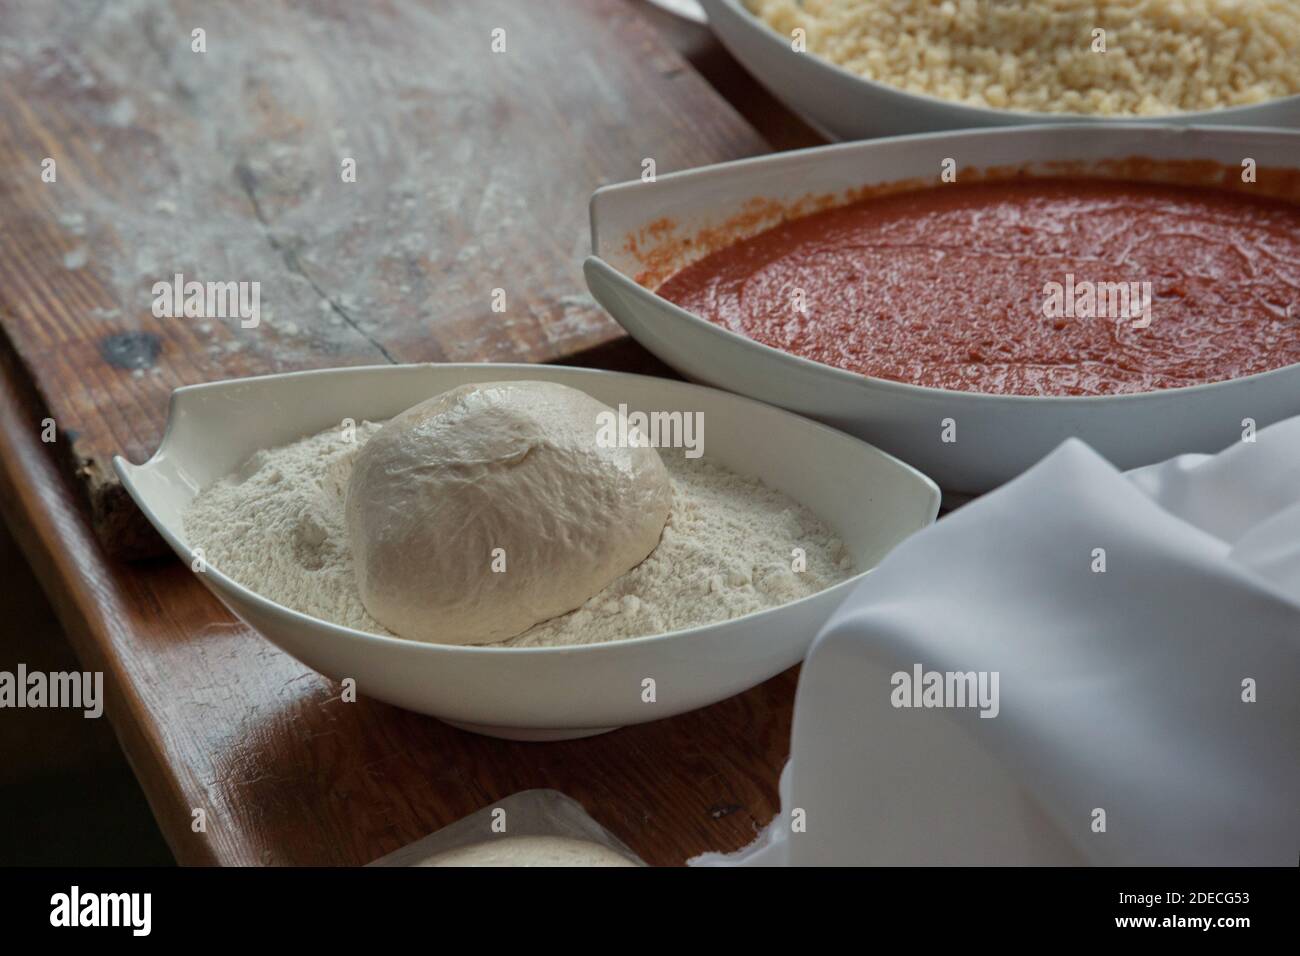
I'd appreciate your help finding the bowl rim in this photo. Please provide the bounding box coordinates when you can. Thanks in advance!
[114,362,941,657]
[705,0,1300,125]
[587,123,1300,406]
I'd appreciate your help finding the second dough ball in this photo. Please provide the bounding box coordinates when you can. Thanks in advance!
[345,381,671,645]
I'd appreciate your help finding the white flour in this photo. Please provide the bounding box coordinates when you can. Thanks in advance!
[183,422,856,647]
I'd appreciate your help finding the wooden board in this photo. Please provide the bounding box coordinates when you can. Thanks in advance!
[0,336,794,865]
[0,0,770,555]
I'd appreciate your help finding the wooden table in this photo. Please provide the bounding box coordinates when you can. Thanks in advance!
[0,0,825,865]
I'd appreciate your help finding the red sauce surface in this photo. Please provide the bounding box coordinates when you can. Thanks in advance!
[655,179,1300,396]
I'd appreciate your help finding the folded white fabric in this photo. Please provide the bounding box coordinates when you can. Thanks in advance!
[695,418,1300,866]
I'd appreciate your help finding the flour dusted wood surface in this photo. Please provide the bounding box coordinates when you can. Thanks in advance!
[0,1,814,868]
[0,0,768,555]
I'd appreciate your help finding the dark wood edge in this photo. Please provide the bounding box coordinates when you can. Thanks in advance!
[0,338,217,865]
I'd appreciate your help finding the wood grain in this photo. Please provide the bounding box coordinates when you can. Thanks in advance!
[0,0,770,555]
[634,0,824,153]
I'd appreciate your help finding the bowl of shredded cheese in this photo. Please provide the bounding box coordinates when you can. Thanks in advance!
[700,0,1300,138]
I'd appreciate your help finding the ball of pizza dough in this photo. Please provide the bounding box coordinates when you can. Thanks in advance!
[345,381,671,644]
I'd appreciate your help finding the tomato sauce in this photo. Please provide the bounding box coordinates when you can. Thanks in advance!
[655,180,1300,396]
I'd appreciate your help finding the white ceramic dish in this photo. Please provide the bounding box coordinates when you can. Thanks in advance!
[646,0,707,24]
[699,0,1300,140]
[114,364,939,741]
[585,124,1300,493]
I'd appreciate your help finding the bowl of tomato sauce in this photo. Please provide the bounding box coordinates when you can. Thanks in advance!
[584,125,1300,492]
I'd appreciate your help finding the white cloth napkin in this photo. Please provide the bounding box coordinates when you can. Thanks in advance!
[694,418,1300,866]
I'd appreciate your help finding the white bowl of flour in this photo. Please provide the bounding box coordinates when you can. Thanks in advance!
[115,364,939,740]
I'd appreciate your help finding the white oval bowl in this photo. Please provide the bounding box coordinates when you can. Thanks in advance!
[585,124,1300,493]
[699,0,1300,140]
[114,364,939,740]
